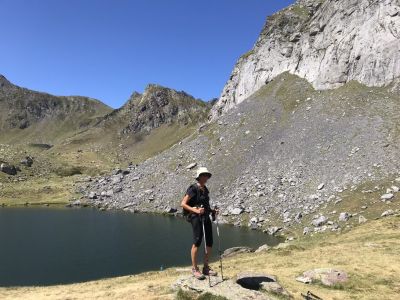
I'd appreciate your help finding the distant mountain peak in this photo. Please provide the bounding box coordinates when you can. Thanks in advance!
[99,84,208,135]
[0,75,12,88]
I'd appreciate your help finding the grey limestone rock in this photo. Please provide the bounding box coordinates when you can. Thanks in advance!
[211,0,400,119]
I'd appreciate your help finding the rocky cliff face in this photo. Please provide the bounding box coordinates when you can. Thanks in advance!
[211,0,400,118]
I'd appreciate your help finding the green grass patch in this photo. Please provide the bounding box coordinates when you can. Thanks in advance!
[55,165,83,177]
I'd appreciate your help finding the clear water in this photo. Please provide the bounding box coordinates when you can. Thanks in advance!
[0,207,281,286]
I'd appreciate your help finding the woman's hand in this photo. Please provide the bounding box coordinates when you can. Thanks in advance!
[195,207,205,215]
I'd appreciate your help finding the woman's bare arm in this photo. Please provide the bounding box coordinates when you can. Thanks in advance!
[181,195,203,214]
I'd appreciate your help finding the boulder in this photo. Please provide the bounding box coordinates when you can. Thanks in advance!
[250,217,258,223]
[391,186,399,192]
[0,163,17,175]
[231,207,244,215]
[111,175,122,184]
[266,226,282,236]
[358,215,367,224]
[255,244,271,253]
[296,268,348,286]
[339,212,350,222]
[20,156,34,167]
[222,246,254,258]
[317,183,325,190]
[381,193,394,200]
[165,207,177,214]
[381,210,394,217]
[88,192,97,199]
[312,216,328,227]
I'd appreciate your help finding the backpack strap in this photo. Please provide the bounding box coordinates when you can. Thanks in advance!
[195,183,200,206]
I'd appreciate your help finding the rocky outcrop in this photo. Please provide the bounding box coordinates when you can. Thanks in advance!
[211,0,400,118]
[173,275,274,300]
[98,84,209,135]
[173,272,289,299]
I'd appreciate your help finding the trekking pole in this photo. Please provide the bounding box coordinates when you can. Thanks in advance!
[215,207,224,281]
[200,206,211,287]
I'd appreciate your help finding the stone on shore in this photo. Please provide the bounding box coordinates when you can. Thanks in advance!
[222,246,254,258]
[296,268,348,286]
[255,244,271,253]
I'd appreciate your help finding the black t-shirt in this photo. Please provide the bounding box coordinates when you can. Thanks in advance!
[185,183,211,213]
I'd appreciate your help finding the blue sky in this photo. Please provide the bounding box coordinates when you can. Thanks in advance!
[0,0,294,108]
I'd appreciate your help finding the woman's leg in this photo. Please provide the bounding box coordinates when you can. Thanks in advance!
[191,244,199,268]
[204,246,212,266]
[203,217,214,266]
[190,216,203,269]
[202,218,217,276]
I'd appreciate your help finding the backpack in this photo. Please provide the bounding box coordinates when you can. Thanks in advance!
[182,184,200,222]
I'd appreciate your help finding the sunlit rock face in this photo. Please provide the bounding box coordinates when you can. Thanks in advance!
[211,0,400,119]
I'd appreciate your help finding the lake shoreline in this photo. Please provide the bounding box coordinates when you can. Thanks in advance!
[0,202,285,236]
[0,216,398,299]
[0,207,280,287]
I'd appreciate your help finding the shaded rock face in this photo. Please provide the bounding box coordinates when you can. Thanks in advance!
[100,84,209,135]
[211,0,400,118]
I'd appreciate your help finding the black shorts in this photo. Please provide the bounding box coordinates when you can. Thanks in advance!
[190,214,213,247]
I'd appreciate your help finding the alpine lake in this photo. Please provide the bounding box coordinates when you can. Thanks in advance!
[0,207,281,286]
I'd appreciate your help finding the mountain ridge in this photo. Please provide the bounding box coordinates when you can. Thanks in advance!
[0,75,113,144]
[0,75,209,145]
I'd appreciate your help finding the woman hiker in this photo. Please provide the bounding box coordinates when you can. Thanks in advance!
[181,167,218,280]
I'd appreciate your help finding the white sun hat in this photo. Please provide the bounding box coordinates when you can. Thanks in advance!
[195,167,212,180]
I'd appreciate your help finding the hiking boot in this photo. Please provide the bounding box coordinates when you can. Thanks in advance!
[192,267,206,280]
[202,265,218,276]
